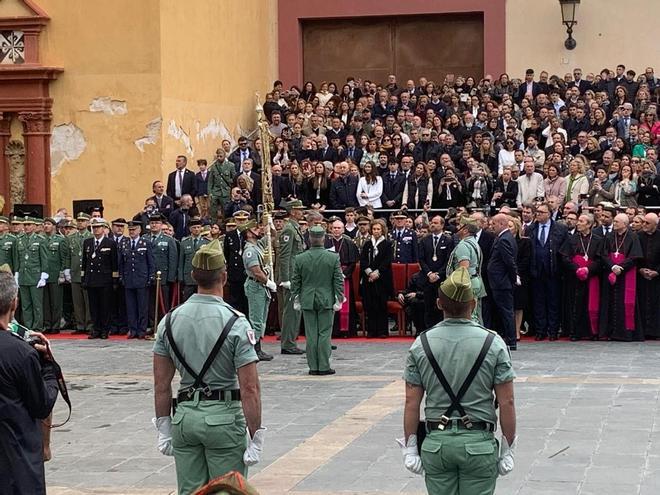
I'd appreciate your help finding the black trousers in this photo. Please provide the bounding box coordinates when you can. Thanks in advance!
[491,288,516,346]
[227,279,248,314]
[110,284,127,333]
[87,286,112,336]
[532,275,561,337]
[423,283,443,329]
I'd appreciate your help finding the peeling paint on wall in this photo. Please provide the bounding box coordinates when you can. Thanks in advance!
[134,117,162,152]
[89,97,128,115]
[50,123,87,176]
[196,118,233,144]
[168,120,194,156]
[236,123,255,142]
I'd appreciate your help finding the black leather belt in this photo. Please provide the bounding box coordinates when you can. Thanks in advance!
[427,420,495,432]
[177,389,241,403]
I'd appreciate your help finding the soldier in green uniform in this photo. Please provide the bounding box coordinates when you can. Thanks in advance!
[400,267,517,495]
[178,219,209,302]
[63,212,93,333]
[42,217,66,334]
[291,225,344,375]
[0,216,18,272]
[446,216,486,324]
[277,199,307,354]
[148,213,178,333]
[152,239,265,495]
[10,216,25,237]
[240,219,276,362]
[208,149,236,222]
[15,216,49,331]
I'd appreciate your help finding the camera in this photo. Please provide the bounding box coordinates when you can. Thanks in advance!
[26,334,46,347]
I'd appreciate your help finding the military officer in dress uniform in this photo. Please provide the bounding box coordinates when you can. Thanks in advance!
[0,216,18,271]
[223,210,249,314]
[278,199,307,355]
[82,219,119,339]
[291,226,344,375]
[446,216,486,324]
[42,217,65,334]
[241,219,276,361]
[119,220,155,339]
[400,267,517,494]
[178,219,209,302]
[390,211,418,263]
[109,218,128,335]
[152,239,264,495]
[353,216,372,254]
[63,212,93,334]
[148,213,178,334]
[16,216,49,331]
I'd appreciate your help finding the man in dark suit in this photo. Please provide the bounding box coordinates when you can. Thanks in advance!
[613,103,639,139]
[82,219,119,339]
[236,158,262,209]
[381,161,406,209]
[517,69,542,103]
[418,215,454,329]
[473,212,495,327]
[527,203,568,340]
[166,155,196,202]
[329,162,359,210]
[168,194,194,241]
[492,168,519,209]
[487,214,519,349]
[149,180,175,217]
[568,68,592,94]
[228,136,258,172]
[340,134,363,165]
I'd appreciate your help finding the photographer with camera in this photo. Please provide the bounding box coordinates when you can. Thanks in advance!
[0,265,59,494]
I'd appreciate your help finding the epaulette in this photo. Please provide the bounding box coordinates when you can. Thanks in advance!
[224,302,246,319]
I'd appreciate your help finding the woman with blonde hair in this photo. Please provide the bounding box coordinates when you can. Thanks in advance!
[613,162,638,207]
[508,216,531,341]
[565,156,590,206]
[360,218,393,338]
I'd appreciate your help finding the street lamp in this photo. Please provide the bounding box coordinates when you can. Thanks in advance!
[559,0,580,50]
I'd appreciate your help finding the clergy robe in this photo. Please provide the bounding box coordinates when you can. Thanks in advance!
[599,229,643,341]
[637,229,660,338]
[560,232,604,339]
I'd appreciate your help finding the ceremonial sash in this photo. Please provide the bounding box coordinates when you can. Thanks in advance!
[610,252,636,331]
[572,255,599,335]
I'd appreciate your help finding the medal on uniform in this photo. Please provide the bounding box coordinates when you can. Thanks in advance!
[92,252,96,259]
[583,254,588,261]
[25,254,29,260]
[432,255,437,261]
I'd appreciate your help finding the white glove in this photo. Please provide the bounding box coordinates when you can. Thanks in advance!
[280,281,291,290]
[515,275,521,286]
[333,298,343,312]
[265,279,277,292]
[243,427,266,466]
[267,215,275,230]
[14,272,19,285]
[293,297,301,311]
[395,434,424,475]
[152,417,174,456]
[37,272,49,288]
[64,269,72,282]
[498,436,516,476]
[58,271,66,284]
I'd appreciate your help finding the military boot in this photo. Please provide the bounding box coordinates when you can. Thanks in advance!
[255,340,273,362]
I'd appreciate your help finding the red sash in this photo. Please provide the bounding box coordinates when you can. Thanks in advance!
[572,255,599,335]
[339,278,350,333]
[610,252,636,331]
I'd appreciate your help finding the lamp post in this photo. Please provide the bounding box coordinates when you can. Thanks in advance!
[559,0,580,50]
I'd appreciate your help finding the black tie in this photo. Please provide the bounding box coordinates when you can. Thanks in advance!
[95,240,99,250]
[132,240,136,250]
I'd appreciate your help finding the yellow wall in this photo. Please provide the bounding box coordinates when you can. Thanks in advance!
[506,0,660,78]
[159,0,278,177]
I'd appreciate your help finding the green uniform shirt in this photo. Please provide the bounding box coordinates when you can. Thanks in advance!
[0,233,18,272]
[242,238,271,280]
[277,220,305,283]
[153,294,258,392]
[178,235,209,285]
[16,233,49,286]
[208,159,236,203]
[404,319,515,425]
[150,232,179,283]
[44,233,66,282]
[446,236,486,298]
[63,230,91,283]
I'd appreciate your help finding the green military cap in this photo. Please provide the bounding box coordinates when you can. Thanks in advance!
[309,225,326,238]
[44,217,57,225]
[76,212,91,221]
[458,216,478,228]
[440,267,475,303]
[33,218,44,225]
[0,215,8,224]
[10,216,23,224]
[61,220,75,229]
[237,219,258,233]
[192,239,225,270]
[23,216,36,225]
[282,199,305,211]
[273,210,288,220]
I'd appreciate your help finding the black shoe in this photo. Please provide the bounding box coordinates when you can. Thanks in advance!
[549,335,558,341]
[508,344,517,351]
[88,334,99,339]
[535,335,546,341]
[570,336,580,342]
[257,350,274,361]
[100,333,108,340]
[318,369,336,376]
[308,370,319,375]
[331,345,337,350]
[281,348,305,355]
[590,335,599,341]
[127,333,137,339]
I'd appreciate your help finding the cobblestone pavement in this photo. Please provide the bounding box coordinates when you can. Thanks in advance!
[45,339,660,495]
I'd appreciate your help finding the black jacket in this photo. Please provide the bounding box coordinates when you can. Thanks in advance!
[150,194,175,216]
[487,230,518,290]
[82,236,119,287]
[166,169,197,201]
[329,175,359,209]
[381,172,406,208]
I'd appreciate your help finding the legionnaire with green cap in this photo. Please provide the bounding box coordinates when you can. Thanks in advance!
[152,239,265,495]
[291,225,344,375]
[446,216,486,324]
[400,267,517,495]
[42,217,66,334]
[15,216,49,331]
[63,212,93,333]
[240,219,276,362]
[0,215,18,272]
[178,219,209,302]
[277,199,307,354]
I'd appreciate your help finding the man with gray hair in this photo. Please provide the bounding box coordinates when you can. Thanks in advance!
[637,213,660,339]
[0,266,59,494]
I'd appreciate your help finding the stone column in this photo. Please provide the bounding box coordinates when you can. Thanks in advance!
[19,111,52,212]
[0,114,11,214]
